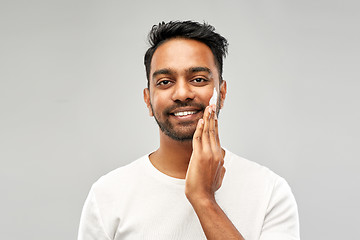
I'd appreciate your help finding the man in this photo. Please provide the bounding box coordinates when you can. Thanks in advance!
[78,21,300,240]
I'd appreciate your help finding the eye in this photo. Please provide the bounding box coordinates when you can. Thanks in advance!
[191,78,209,86]
[157,80,171,86]
[192,78,207,83]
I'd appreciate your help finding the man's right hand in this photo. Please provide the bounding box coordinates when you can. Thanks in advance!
[185,104,225,204]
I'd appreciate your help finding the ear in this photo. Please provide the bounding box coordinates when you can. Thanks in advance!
[143,88,154,116]
[219,80,227,109]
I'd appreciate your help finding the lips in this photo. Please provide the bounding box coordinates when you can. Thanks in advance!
[173,110,198,117]
[165,102,206,121]
[169,106,202,116]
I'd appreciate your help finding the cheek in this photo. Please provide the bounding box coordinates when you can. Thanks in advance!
[151,94,163,107]
[197,89,214,104]
[150,92,169,113]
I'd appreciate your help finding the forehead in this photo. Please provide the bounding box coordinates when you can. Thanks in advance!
[150,38,219,78]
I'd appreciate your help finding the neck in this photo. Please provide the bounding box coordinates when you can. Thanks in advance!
[149,130,193,179]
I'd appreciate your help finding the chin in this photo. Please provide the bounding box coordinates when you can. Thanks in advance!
[164,128,196,142]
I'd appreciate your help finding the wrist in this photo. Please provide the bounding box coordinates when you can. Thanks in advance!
[187,194,218,210]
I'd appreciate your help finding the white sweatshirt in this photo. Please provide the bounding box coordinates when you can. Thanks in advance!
[78,149,300,240]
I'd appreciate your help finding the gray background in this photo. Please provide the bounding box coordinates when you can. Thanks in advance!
[1,0,359,239]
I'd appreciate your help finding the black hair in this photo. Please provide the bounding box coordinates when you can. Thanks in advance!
[144,21,229,87]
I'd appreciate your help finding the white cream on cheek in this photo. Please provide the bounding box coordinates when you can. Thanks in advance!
[209,87,217,106]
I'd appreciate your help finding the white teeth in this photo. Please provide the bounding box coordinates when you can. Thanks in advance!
[174,111,197,117]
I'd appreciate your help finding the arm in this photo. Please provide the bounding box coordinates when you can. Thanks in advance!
[185,105,245,240]
[260,177,300,240]
[78,188,112,240]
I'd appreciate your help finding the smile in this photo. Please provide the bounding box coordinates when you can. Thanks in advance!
[173,111,198,117]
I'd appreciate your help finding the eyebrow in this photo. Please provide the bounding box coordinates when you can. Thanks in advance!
[187,67,212,75]
[152,67,212,79]
[152,68,173,79]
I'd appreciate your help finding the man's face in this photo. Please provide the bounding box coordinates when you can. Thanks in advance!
[144,38,226,141]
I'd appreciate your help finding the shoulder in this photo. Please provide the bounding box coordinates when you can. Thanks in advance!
[224,149,281,184]
[222,149,296,203]
[220,149,299,238]
[90,154,149,196]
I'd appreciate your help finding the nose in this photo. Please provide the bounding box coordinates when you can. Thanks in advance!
[171,79,195,102]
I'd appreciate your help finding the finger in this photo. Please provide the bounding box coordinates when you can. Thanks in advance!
[214,111,220,145]
[209,104,218,150]
[192,119,204,150]
[202,106,212,150]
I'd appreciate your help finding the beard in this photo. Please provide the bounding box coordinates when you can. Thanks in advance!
[150,101,206,142]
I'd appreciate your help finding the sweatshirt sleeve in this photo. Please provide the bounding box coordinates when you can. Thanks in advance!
[259,177,300,240]
[78,187,112,240]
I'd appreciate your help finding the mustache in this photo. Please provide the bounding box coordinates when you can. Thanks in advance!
[164,101,206,115]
